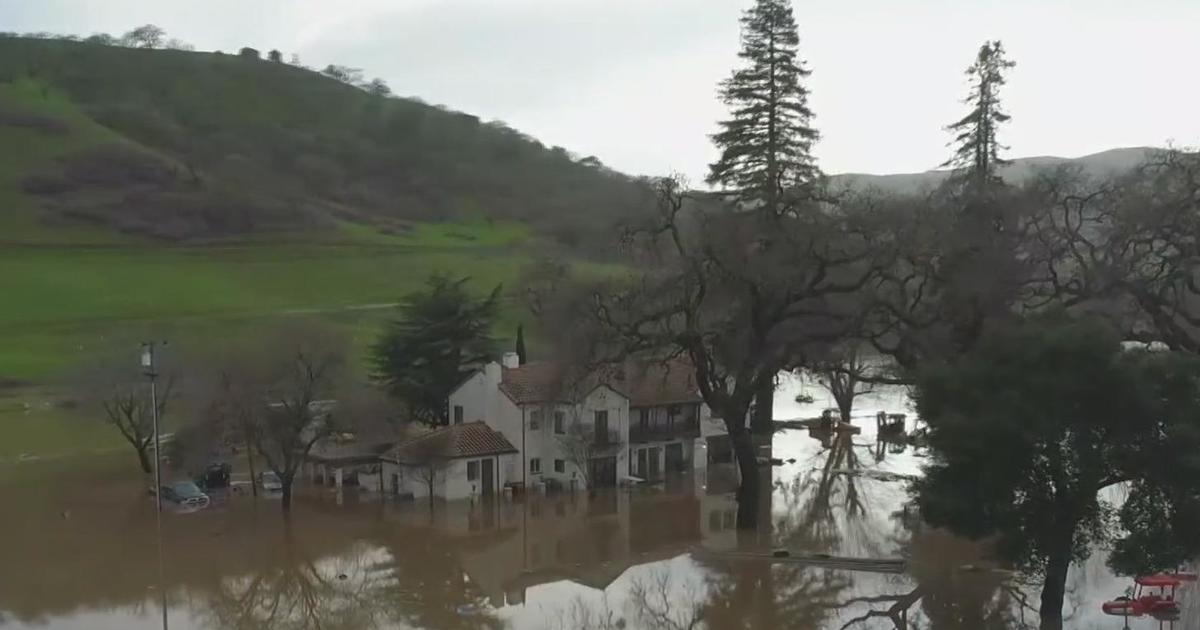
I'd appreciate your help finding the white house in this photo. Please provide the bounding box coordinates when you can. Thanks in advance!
[623,361,731,481]
[379,421,518,501]
[449,354,729,495]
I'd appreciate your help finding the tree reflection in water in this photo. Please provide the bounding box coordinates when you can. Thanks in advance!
[195,522,385,630]
[194,518,505,630]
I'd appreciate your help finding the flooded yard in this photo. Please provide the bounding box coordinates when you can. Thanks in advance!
[0,378,1193,629]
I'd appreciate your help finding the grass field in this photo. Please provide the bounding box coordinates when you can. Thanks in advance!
[0,219,554,459]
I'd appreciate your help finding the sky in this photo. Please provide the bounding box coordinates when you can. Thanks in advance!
[3,0,1199,181]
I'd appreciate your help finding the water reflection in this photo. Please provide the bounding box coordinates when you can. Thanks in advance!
[0,381,1195,630]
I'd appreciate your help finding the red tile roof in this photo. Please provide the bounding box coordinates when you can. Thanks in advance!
[383,421,517,464]
[498,359,701,407]
[499,361,568,404]
[622,360,703,407]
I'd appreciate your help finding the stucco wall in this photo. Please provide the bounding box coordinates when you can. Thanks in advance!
[382,453,515,501]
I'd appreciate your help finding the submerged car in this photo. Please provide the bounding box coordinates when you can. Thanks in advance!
[196,462,232,490]
[259,471,284,493]
[158,480,211,508]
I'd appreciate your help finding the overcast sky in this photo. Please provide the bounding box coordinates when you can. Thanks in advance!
[4,0,1198,181]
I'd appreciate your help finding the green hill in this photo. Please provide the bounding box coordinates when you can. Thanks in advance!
[0,36,648,459]
[0,36,652,247]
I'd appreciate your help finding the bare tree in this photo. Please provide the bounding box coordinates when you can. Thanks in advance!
[1025,150,1200,352]
[70,350,175,474]
[542,595,623,630]
[196,359,270,496]
[556,414,624,492]
[832,588,923,629]
[403,431,452,509]
[809,343,876,424]
[628,570,706,630]
[190,323,346,511]
[530,176,886,523]
[121,24,166,49]
[252,325,346,512]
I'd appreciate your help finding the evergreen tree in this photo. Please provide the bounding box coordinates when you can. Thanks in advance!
[915,315,1200,627]
[371,275,500,426]
[708,0,819,213]
[943,40,1016,186]
[515,323,527,365]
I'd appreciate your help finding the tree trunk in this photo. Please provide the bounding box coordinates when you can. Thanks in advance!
[135,444,153,474]
[245,441,258,497]
[750,378,775,434]
[732,429,761,528]
[281,478,293,512]
[1039,543,1072,629]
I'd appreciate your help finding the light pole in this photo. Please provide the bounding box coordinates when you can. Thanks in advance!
[142,341,169,630]
[142,341,164,512]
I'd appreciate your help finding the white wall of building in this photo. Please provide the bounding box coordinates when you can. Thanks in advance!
[514,385,630,491]
[382,453,516,501]
[449,360,737,492]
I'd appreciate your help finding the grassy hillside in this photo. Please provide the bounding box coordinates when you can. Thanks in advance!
[0,36,650,459]
[0,36,652,247]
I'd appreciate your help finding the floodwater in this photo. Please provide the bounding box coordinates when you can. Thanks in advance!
[0,376,1194,629]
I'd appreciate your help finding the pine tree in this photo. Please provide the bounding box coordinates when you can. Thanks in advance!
[708,0,819,214]
[943,40,1016,187]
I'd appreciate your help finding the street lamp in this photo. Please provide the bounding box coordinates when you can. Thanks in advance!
[142,341,164,513]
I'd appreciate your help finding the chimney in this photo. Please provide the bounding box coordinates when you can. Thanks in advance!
[502,352,520,368]
[485,360,501,384]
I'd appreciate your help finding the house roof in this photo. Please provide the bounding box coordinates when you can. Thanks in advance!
[499,361,619,404]
[304,439,396,465]
[622,360,703,407]
[498,359,702,407]
[500,362,565,403]
[383,421,517,464]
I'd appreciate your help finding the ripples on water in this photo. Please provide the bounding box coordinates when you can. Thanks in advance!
[0,377,1192,629]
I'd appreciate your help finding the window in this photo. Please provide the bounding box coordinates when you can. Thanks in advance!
[530,457,541,474]
[530,409,542,430]
[638,408,648,429]
[467,460,479,481]
[554,410,565,434]
[453,405,464,424]
[554,459,565,473]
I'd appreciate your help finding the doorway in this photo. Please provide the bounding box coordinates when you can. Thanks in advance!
[481,458,495,496]
[665,443,684,475]
[589,456,617,488]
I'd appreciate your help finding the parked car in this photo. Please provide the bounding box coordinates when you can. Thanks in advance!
[259,471,284,493]
[196,462,232,490]
[158,480,211,508]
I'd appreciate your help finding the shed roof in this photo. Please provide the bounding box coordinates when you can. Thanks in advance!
[383,421,518,464]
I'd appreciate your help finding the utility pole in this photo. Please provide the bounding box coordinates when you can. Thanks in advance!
[142,341,165,512]
[142,340,169,630]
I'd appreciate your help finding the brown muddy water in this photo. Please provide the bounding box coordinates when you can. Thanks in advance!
[0,379,1194,629]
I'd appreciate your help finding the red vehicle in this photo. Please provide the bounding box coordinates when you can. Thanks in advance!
[1101,574,1183,618]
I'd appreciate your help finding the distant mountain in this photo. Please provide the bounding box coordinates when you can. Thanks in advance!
[829,147,1159,196]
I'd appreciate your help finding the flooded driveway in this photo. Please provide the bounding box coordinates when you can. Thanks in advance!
[0,378,1194,629]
